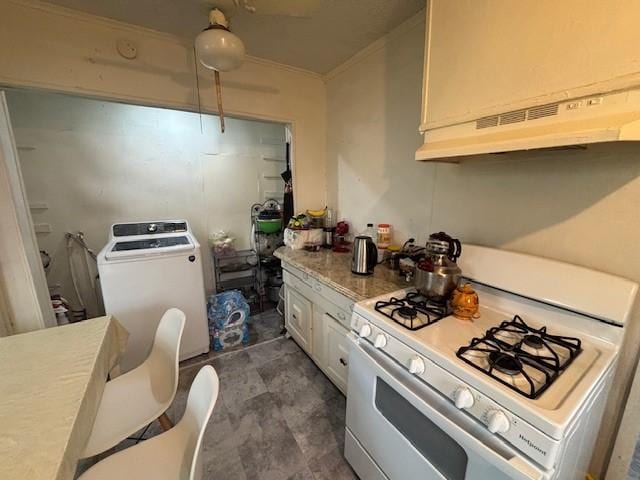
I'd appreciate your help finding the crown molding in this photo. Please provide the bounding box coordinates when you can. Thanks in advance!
[323,9,426,82]
[242,55,322,80]
[8,0,188,43]
[7,0,322,80]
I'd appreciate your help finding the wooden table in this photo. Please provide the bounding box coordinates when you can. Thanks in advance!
[0,316,128,480]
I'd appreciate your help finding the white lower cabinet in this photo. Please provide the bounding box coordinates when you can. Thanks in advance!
[283,265,353,396]
[311,307,326,366]
[324,314,350,393]
[285,287,313,354]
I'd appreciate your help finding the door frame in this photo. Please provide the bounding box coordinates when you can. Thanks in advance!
[0,91,56,333]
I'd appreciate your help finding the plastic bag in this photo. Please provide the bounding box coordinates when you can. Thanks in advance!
[209,230,236,256]
[206,290,250,351]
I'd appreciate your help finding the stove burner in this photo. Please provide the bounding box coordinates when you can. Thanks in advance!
[523,334,544,349]
[456,315,582,399]
[489,351,523,376]
[397,306,418,320]
[374,291,451,331]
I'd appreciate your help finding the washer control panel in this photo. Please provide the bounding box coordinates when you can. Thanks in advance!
[112,221,188,237]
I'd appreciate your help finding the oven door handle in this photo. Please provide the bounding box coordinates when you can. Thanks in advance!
[351,336,547,480]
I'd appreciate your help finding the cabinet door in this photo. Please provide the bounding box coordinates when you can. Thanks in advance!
[324,314,350,394]
[422,0,640,130]
[311,305,326,366]
[286,287,313,354]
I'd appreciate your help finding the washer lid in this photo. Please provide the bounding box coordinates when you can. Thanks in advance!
[105,235,194,260]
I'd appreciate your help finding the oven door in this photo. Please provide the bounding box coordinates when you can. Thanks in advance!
[345,334,549,480]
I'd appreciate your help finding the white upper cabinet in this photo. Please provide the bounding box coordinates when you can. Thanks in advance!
[420,0,640,135]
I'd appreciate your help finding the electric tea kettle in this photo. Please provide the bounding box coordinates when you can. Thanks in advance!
[352,236,377,275]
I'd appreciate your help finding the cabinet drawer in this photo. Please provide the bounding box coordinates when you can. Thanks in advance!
[308,278,354,321]
[283,264,355,322]
[320,299,351,330]
[284,263,316,289]
[283,270,314,299]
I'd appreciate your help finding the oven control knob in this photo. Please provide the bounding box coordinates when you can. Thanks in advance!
[358,323,372,338]
[374,333,387,349]
[487,410,510,434]
[454,388,474,409]
[408,356,425,375]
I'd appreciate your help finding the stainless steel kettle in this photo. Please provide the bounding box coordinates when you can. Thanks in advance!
[352,236,377,275]
[415,234,462,301]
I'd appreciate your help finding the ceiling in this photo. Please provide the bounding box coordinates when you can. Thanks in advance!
[41,0,425,74]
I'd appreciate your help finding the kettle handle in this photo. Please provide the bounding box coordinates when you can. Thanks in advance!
[366,239,378,272]
[450,238,462,262]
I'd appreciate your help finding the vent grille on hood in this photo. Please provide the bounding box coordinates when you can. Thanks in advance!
[417,89,640,162]
[476,116,499,129]
[476,103,560,129]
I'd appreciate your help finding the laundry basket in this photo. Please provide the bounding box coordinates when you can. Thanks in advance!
[207,290,250,351]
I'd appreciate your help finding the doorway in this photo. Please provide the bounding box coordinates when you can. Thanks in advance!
[2,87,291,347]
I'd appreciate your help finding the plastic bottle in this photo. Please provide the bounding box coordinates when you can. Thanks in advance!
[362,223,376,241]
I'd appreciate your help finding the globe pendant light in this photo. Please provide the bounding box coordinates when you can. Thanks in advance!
[195,9,246,133]
[195,9,245,72]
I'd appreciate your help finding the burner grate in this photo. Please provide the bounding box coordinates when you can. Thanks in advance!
[456,315,582,399]
[374,292,449,331]
[488,315,581,371]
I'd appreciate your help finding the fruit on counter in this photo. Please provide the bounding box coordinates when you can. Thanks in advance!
[306,207,327,217]
[287,214,310,230]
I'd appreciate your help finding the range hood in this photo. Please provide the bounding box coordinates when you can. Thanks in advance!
[416,88,640,161]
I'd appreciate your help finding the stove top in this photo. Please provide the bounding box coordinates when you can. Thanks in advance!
[374,291,450,331]
[456,315,582,399]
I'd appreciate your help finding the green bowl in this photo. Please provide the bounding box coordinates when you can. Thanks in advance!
[257,218,282,234]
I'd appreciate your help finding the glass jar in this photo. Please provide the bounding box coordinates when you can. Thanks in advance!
[377,224,392,250]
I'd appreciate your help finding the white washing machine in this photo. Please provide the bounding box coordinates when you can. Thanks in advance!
[98,220,210,373]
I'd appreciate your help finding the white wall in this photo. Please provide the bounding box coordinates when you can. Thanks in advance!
[326,14,428,243]
[326,11,640,478]
[0,0,326,212]
[7,89,286,315]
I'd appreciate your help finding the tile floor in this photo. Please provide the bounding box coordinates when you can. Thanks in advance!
[78,336,357,480]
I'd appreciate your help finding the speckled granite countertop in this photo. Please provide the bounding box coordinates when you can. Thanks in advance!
[275,247,410,302]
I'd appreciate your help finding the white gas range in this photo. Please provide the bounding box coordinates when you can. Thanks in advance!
[344,245,638,480]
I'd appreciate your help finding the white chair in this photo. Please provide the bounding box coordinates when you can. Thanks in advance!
[81,308,186,458]
[78,365,220,480]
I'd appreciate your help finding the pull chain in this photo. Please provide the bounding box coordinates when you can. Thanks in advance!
[214,70,225,133]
